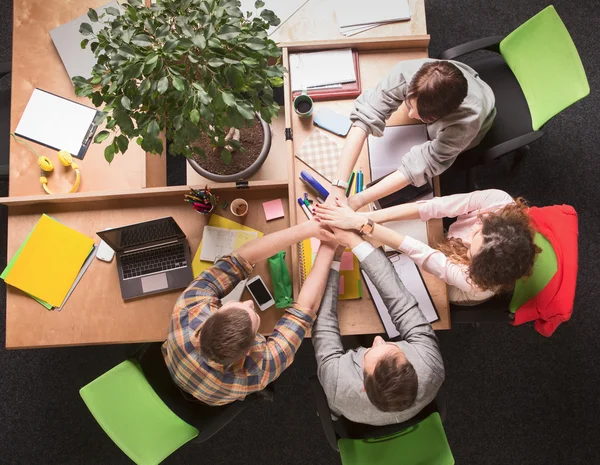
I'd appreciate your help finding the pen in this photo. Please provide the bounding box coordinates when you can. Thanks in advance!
[303,198,314,214]
[298,198,313,220]
[356,169,364,194]
[346,171,355,197]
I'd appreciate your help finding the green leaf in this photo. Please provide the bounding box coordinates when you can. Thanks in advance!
[90,42,99,53]
[104,143,115,163]
[145,54,159,65]
[237,103,255,120]
[190,108,200,124]
[91,91,103,107]
[116,134,129,154]
[221,149,232,165]
[153,137,164,155]
[192,35,206,49]
[255,0,265,7]
[105,6,120,16]
[114,108,135,134]
[131,34,153,47]
[207,58,224,68]
[138,78,151,94]
[94,130,110,143]
[268,76,284,87]
[80,39,89,49]
[79,23,94,36]
[217,25,240,40]
[157,76,169,94]
[148,120,160,137]
[241,57,259,67]
[172,76,185,92]
[121,28,134,44]
[93,111,108,125]
[260,9,280,26]
[121,96,131,110]
[222,92,236,107]
[163,39,179,53]
[87,8,99,22]
[106,118,117,129]
[246,38,267,50]
[123,62,144,80]
[144,59,159,75]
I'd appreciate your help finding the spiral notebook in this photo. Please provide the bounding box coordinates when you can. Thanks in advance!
[298,238,362,300]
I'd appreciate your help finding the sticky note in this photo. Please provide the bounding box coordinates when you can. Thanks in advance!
[340,251,354,271]
[262,199,285,221]
[338,275,345,295]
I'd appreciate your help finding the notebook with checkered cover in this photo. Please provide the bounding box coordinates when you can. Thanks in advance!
[295,129,342,182]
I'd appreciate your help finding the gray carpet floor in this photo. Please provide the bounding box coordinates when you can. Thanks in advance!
[1,1,599,464]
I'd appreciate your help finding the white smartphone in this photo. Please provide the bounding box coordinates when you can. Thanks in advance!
[246,275,275,311]
[96,239,115,262]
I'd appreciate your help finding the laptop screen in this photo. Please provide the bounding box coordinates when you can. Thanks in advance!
[97,217,185,252]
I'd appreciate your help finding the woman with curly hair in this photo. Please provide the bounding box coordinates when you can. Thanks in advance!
[314,189,541,305]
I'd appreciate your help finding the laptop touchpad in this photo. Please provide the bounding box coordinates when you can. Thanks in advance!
[141,273,168,293]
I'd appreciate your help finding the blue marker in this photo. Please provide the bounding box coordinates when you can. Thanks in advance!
[297,197,313,220]
[356,169,364,193]
[300,171,330,199]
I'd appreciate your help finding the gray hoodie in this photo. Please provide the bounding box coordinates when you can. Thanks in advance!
[312,247,445,426]
[351,58,496,187]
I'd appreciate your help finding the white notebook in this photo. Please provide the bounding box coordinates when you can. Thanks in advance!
[200,226,258,262]
[289,49,356,91]
[362,253,439,339]
[336,0,411,28]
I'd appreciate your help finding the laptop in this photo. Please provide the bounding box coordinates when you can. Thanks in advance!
[97,217,193,300]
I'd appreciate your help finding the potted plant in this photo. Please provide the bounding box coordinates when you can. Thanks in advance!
[74,0,285,182]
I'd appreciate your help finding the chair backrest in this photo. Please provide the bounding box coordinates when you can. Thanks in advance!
[80,360,198,465]
[337,412,454,465]
[510,232,558,313]
[499,6,589,131]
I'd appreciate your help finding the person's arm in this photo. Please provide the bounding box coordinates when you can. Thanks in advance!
[260,242,337,386]
[312,246,345,396]
[348,170,410,211]
[329,127,368,200]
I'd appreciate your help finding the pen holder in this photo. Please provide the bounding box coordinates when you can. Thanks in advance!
[186,186,216,215]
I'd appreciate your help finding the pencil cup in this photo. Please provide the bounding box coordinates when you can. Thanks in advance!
[231,198,249,217]
[293,90,313,119]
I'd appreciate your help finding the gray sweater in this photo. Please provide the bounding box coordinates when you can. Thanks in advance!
[312,248,445,426]
[351,58,496,187]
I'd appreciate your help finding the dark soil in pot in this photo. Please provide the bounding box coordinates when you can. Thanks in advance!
[191,118,264,176]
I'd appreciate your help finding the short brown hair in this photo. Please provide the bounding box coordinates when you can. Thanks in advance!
[364,353,418,412]
[407,61,468,122]
[199,307,255,365]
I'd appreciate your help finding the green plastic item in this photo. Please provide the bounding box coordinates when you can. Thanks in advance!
[509,232,558,314]
[268,251,294,309]
[499,6,590,131]
[338,412,454,465]
[80,360,199,465]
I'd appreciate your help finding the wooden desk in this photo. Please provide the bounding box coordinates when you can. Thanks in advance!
[9,0,163,196]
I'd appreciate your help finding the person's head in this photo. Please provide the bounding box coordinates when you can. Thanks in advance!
[199,300,261,365]
[405,61,468,123]
[437,199,541,292]
[363,336,418,412]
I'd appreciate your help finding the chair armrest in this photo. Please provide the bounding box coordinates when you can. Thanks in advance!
[310,376,339,452]
[0,62,11,78]
[481,131,544,164]
[440,36,504,60]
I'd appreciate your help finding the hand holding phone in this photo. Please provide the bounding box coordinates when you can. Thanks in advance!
[246,275,275,311]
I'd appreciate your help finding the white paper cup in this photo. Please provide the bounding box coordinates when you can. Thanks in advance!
[230,198,249,217]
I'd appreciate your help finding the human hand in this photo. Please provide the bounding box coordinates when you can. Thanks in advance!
[324,191,348,207]
[320,226,363,249]
[347,193,365,211]
[306,219,339,244]
[314,198,367,231]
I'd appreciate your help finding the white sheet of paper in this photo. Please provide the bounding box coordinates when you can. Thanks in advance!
[362,252,438,338]
[221,279,248,304]
[367,124,429,181]
[239,0,309,35]
[336,0,411,28]
[200,226,258,262]
[289,49,356,91]
[15,89,97,157]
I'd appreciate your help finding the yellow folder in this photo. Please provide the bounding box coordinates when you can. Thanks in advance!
[192,214,263,278]
[4,215,94,307]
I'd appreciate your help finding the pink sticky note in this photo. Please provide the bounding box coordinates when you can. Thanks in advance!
[338,275,345,295]
[340,252,354,271]
[310,237,321,252]
[262,199,285,221]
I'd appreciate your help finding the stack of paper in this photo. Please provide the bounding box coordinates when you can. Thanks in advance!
[337,0,412,36]
[289,49,356,91]
[1,215,96,311]
[200,226,258,262]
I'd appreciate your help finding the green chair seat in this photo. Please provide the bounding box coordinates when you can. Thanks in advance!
[80,360,199,465]
[509,232,558,313]
[338,412,454,465]
[499,5,590,131]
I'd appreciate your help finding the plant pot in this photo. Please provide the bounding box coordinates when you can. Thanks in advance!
[186,113,272,183]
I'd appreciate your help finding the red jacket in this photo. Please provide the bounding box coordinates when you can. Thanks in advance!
[512,205,578,336]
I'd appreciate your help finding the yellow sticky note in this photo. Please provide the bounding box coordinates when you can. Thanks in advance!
[192,214,263,277]
[5,215,94,307]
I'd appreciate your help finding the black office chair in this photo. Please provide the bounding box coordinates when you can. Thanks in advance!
[439,6,589,191]
[310,375,452,464]
[450,294,514,325]
[0,61,11,180]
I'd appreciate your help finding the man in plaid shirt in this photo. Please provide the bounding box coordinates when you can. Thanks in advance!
[162,220,336,406]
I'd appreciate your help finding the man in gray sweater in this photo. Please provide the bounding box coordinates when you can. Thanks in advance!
[313,228,445,426]
[328,58,496,210]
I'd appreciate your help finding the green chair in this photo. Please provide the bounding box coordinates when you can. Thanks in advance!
[81,342,268,465]
[309,376,454,465]
[440,5,590,190]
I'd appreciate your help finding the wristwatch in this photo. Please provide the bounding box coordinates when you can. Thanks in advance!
[359,218,375,237]
[331,179,349,189]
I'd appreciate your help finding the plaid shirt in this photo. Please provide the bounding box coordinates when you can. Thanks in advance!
[162,252,315,406]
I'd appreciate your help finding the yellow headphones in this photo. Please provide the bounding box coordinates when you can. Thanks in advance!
[10,134,82,194]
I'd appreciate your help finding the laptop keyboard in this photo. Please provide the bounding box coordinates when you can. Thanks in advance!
[121,243,187,280]
[120,219,180,248]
